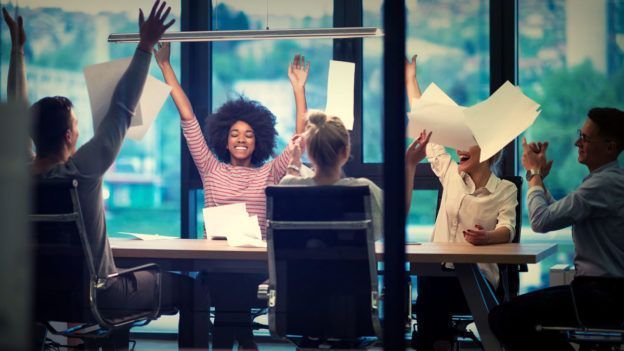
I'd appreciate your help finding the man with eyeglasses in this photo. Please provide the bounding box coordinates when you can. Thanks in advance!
[488,107,624,351]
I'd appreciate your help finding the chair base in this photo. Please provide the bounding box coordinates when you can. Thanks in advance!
[292,336,378,350]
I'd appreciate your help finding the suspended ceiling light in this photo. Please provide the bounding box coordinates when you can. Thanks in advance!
[108,27,383,43]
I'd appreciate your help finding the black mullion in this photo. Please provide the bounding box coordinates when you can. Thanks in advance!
[490,0,518,176]
[382,0,407,349]
[181,0,211,238]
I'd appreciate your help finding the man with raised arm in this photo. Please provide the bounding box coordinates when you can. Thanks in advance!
[28,1,209,348]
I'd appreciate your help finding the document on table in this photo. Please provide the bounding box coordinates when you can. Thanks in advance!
[118,232,176,240]
[84,57,172,141]
[407,81,541,162]
[325,60,355,130]
[202,203,265,247]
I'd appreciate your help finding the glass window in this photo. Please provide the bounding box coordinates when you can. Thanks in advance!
[518,0,624,293]
[362,0,490,234]
[363,0,490,163]
[211,0,333,151]
[1,1,182,237]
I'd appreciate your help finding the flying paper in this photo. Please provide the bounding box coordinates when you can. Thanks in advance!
[407,81,541,162]
[464,81,541,161]
[407,83,476,150]
[84,57,171,141]
[325,60,355,130]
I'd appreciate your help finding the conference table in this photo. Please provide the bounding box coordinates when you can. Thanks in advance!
[111,238,557,351]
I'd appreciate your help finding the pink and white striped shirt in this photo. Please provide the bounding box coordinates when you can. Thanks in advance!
[181,117,292,238]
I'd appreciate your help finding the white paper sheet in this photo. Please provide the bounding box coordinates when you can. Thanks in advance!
[202,203,249,238]
[84,57,171,141]
[325,60,355,130]
[118,232,176,240]
[407,81,541,161]
[464,81,541,162]
[407,83,477,150]
[226,215,266,248]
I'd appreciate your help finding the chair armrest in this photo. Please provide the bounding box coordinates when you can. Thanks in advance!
[91,263,162,329]
[107,263,161,279]
[257,279,269,300]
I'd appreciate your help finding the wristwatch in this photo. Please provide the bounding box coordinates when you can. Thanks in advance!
[525,168,541,181]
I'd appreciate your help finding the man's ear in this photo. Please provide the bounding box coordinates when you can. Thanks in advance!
[64,129,72,145]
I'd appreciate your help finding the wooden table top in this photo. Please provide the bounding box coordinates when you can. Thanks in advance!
[110,238,557,265]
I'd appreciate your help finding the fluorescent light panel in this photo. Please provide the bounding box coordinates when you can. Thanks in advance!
[108,27,383,43]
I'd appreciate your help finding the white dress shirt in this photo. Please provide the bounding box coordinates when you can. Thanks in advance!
[427,143,518,288]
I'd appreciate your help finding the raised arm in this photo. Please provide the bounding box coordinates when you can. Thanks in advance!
[3,7,28,105]
[154,42,195,121]
[405,130,431,215]
[288,54,309,134]
[405,54,421,107]
[73,0,174,176]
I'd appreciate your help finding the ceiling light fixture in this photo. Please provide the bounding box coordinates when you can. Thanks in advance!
[108,27,383,43]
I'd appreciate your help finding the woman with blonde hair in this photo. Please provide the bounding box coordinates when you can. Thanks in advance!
[281,110,430,240]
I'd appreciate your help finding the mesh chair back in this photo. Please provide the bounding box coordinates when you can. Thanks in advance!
[31,178,96,324]
[265,185,381,342]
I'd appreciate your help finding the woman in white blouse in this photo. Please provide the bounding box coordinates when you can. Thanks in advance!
[406,55,518,351]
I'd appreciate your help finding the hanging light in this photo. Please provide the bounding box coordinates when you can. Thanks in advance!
[108,27,383,43]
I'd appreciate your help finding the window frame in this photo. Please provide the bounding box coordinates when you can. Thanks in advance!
[179,0,519,238]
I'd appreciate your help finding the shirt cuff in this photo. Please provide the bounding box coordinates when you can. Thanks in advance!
[527,185,545,197]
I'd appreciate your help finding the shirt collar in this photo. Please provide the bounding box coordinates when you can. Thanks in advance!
[460,171,500,195]
[584,161,620,181]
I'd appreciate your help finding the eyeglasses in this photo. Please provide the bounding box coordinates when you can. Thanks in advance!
[577,129,611,144]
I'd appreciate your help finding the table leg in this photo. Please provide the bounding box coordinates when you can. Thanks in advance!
[455,263,502,351]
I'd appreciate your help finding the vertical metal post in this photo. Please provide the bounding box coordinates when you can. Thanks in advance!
[382,1,406,349]
[490,0,518,176]
[181,1,211,238]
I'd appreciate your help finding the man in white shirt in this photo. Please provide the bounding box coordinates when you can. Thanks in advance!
[489,107,624,351]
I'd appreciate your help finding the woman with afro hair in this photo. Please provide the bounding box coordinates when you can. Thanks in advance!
[155,42,308,350]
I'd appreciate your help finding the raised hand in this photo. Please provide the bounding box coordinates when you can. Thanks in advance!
[154,42,171,67]
[288,54,310,90]
[405,54,417,82]
[406,130,431,166]
[137,0,175,53]
[3,7,26,51]
[463,224,489,246]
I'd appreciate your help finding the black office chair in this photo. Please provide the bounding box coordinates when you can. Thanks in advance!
[411,175,525,350]
[536,276,624,351]
[259,185,382,350]
[31,178,162,349]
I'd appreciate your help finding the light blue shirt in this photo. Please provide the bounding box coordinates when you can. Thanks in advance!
[527,161,624,277]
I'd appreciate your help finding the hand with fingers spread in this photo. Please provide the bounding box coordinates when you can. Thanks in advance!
[406,130,431,167]
[154,41,171,68]
[463,224,490,246]
[288,54,310,90]
[3,7,26,52]
[137,0,175,53]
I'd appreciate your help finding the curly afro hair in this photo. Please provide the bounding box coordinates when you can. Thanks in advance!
[204,96,278,167]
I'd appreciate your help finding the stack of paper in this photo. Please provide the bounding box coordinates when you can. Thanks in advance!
[84,57,172,141]
[202,203,265,248]
[407,81,541,162]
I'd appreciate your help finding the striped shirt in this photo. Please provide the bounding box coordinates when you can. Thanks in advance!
[181,118,291,239]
